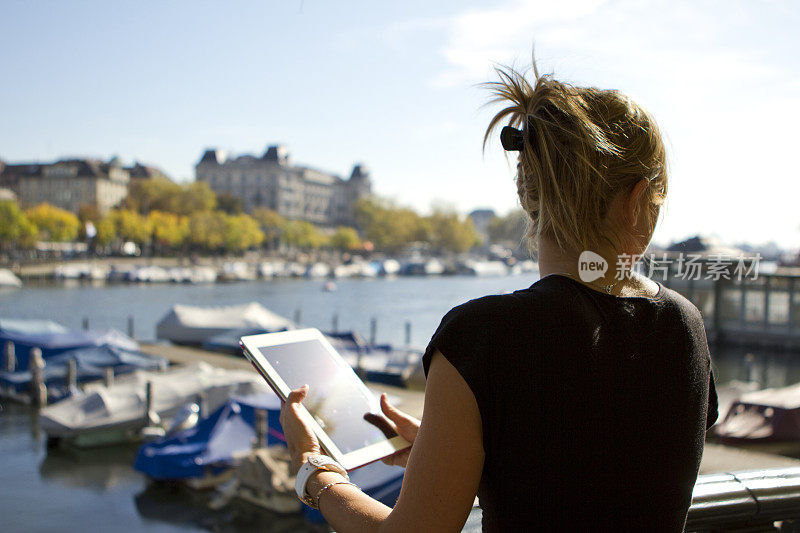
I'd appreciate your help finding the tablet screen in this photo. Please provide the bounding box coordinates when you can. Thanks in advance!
[258,339,397,455]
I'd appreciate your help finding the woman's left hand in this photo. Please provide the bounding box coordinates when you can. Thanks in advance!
[279,384,322,474]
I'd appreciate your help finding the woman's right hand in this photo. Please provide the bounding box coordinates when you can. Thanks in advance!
[378,393,420,468]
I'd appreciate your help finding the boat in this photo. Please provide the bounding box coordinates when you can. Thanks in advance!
[714,382,800,456]
[380,259,400,276]
[323,281,337,292]
[127,265,171,283]
[220,261,257,282]
[305,262,330,279]
[156,302,293,345]
[326,332,423,388]
[39,362,269,447]
[201,327,273,355]
[134,394,283,489]
[0,268,22,288]
[0,343,168,403]
[458,259,508,277]
[401,258,444,276]
[0,318,138,370]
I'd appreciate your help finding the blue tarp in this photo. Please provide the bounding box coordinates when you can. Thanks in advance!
[134,394,284,480]
[0,344,168,401]
[0,318,139,371]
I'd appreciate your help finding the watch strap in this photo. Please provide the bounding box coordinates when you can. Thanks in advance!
[294,455,348,507]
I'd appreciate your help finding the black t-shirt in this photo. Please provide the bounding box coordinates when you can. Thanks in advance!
[422,274,718,532]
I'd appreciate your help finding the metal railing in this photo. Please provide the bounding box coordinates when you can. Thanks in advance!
[461,467,800,532]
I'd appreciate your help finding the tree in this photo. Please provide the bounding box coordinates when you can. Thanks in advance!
[222,214,264,252]
[217,193,243,215]
[0,200,37,248]
[330,226,361,251]
[108,209,152,245]
[354,197,427,252]
[148,210,189,249]
[426,208,480,253]
[488,209,528,246]
[25,203,80,242]
[124,178,217,216]
[188,211,226,250]
[251,207,286,248]
[283,220,328,249]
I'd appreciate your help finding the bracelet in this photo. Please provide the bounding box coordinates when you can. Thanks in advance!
[314,480,360,508]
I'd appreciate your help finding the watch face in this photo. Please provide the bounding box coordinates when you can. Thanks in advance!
[309,455,326,467]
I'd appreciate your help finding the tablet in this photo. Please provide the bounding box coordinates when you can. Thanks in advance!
[240,328,411,471]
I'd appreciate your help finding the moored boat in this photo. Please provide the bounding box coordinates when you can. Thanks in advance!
[156,302,293,345]
[40,362,269,447]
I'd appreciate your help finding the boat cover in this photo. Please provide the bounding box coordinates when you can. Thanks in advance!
[0,318,139,371]
[0,344,167,401]
[134,394,284,480]
[714,383,800,442]
[156,302,293,345]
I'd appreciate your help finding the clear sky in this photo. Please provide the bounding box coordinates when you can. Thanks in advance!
[1,0,798,249]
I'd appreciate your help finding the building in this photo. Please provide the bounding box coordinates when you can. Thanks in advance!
[0,157,130,214]
[195,145,372,227]
[468,208,496,242]
[125,161,169,181]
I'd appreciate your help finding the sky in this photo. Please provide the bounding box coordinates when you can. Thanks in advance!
[1,0,799,249]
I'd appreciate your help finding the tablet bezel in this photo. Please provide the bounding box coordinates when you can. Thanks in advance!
[240,328,411,471]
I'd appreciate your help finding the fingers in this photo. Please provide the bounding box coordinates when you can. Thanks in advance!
[287,384,309,404]
[380,393,413,424]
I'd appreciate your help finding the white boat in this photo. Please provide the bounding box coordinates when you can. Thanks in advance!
[156,302,294,345]
[381,259,401,276]
[258,261,282,279]
[220,261,257,281]
[460,260,508,277]
[305,262,330,279]
[40,362,268,447]
[0,268,22,288]
[127,266,170,283]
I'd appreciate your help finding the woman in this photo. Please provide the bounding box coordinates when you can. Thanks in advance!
[280,59,719,532]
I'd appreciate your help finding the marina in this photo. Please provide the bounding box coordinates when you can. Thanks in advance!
[4,272,800,531]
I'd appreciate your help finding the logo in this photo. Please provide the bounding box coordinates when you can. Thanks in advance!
[578,251,608,282]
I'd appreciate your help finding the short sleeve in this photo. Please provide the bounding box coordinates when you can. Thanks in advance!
[421,301,492,413]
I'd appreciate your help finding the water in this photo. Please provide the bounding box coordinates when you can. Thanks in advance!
[1,274,799,532]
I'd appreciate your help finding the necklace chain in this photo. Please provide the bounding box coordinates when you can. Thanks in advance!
[548,271,617,295]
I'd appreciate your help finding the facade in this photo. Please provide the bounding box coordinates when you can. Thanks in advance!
[195,145,371,227]
[0,158,129,214]
[468,208,496,242]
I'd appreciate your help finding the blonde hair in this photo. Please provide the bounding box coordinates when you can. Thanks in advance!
[483,59,668,255]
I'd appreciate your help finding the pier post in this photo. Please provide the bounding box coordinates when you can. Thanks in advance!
[294,308,302,326]
[790,276,797,332]
[370,317,377,346]
[763,276,771,330]
[405,321,412,346]
[29,347,47,406]
[145,381,155,425]
[254,408,267,449]
[103,367,114,388]
[3,341,15,372]
[82,317,89,331]
[332,313,339,333]
[740,279,748,325]
[66,358,77,392]
[128,316,135,339]
[712,280,723,342]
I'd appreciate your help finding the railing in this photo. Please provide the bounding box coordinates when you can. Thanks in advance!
[461,468,800,532]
